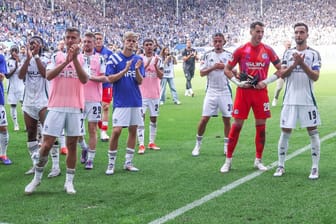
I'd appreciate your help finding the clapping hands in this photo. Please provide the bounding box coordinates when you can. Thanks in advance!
[66,44,80,63]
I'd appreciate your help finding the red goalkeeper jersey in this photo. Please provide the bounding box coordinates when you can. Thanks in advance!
[228,42,280,80]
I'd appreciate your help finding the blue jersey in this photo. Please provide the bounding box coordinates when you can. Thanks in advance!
[0,54,7,105]
[106,52,145,108]
[95,46,113,88]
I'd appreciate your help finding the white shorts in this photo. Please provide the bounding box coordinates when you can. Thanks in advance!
[0,105,8,127]
[43,110,84,137]
[84,102,102,122]
[7,90,24,105]
[23,105,47,120]
[112,107,142,127]
[280,105,321,129]
[202,94,233,117]
[141,98,160,117]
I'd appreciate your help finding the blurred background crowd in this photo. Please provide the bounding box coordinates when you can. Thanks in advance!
[0,0,335,53]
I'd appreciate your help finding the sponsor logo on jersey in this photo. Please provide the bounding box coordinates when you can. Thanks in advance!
[125,70,136,78]
[246,61,265,68]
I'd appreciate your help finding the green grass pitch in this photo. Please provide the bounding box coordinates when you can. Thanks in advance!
[0,62,335,224]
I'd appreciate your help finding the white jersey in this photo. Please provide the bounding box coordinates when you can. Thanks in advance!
[200,50,232,96]
[282,47,321,106]
[6,58,25,95]
[22,56,49,107]
[163,58,175,78]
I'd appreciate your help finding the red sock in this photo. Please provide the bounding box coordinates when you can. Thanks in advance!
[101,125,108,131]
[255,124,266,159]
[226,123,242,158]
[98,120,102,129]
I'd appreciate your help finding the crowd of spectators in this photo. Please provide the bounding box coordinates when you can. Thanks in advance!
[0,0,335,52]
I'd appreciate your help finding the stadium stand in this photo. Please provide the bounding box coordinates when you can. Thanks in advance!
[0,0,335,52]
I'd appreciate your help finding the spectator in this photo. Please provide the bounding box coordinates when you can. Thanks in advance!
[182,39,198,97]
[159,47,181,105]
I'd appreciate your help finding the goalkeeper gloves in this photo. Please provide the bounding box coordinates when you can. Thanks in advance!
[230,76,249,88]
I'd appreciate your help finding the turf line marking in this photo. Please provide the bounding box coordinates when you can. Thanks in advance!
[149,132,336,224]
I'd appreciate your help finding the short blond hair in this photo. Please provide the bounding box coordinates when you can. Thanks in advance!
[123,31,139,41]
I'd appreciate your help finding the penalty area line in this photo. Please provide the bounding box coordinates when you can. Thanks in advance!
[148,132,336,224]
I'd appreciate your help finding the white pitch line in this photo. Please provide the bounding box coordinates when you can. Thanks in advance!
[149,132,336,224]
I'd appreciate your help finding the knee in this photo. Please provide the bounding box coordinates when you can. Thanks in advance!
[112,129,121,138]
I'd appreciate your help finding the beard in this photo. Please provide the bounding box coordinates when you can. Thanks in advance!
[295,39,305,45]
[84,47,93,53]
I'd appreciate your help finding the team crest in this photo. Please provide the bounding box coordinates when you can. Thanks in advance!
[262,53,268,59]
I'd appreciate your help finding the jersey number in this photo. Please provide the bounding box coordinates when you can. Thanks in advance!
[0,111,5,120]
[308,110,317,120]
[93,106,102,115]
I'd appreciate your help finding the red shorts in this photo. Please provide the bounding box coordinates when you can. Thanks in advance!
[232,88,271,120]
[102,87,113,103]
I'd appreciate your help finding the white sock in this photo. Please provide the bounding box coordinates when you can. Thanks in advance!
[50,144,60,170]
[108,150,117,167]
[125,148,135,165]
[10,106,18,125]
[224,137,229,153]
[33,155,48,181]
[87,149,96,161]
[27,141,39,165]
[309,129,320,169]
[0,131,9,156]
[278,131,291,167]
[27,141,39,156]
[78,138,88,151]
[196,135,203,146]
[66,168,75,183]
[225,157,232,164]
[137,126,145,145]
[59,132,66,148]
[34,165,44,182]
[149,121,157,144]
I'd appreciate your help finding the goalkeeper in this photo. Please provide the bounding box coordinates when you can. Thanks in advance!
[220,21,282,173]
